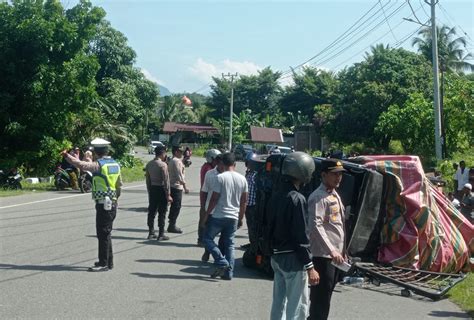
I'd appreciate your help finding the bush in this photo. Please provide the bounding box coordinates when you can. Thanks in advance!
[191,144,212,157]
[437,147,474,193]
[117,154,139,168]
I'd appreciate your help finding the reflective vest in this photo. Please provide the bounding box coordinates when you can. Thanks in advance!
[92,158,121,201]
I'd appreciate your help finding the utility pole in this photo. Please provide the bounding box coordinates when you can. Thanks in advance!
[222,72,238,151]
[427,0,443,160]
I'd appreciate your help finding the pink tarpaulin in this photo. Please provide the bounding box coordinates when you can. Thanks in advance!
[360,155,473,273]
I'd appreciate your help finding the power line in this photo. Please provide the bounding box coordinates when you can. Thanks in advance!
[437,2,473,44]
[279,0,408,81]
[279,0,385,77]
[313,1,407,68]
[191,83,211,94]
[279,0,406,81]
[379,0,398,41]
[329,6,425,70]
[406,0,427,27]
[418,0,431,20]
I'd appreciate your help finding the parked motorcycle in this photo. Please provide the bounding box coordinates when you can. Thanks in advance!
[54,166,92,193]
[0,168,22,190]
[54,166,74,190]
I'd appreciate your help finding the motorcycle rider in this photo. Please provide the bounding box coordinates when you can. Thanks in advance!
[60,149,79,190]
[62,138,122,272]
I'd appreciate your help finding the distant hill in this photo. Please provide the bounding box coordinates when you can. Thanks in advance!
[159,85,172,96]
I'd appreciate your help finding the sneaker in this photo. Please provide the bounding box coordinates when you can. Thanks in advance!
[157,234,170,241]
[167,225,183,234]
[88,265,109,272]
[94,261,113,270]
[201,251,210,263]
[210,265,230,278]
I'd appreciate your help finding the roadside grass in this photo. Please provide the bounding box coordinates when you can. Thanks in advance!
[121,164,145,183]
[447,272,473,317]
[0,182,55,197]
[0,163,145,198]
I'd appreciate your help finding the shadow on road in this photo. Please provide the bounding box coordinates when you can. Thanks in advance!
[115,227,148,233]
[349,283,431,301]
[135,257,266,281]
[0,263,88,272]
[131,271,216,282]
[122,189,147,194]
[120,207,148,213]
[428,311,471,318]
[136,258,201,266]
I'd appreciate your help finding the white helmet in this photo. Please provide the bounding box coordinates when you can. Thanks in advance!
[205,149,221,163]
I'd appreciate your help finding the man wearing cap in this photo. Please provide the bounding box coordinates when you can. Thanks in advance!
[145,145,173,240]
[167,145,189,233]
[460,183,474,222]
[307,158,347,320]
[62,138,122,272]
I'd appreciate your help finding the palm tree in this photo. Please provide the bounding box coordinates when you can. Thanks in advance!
[412,25,474,156]
[412,25,474,73]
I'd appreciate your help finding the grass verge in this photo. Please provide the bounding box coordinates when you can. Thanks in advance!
[121,163,145,183]
[447,272,473,317]
[0,161,145,198]
[0,182,55,197]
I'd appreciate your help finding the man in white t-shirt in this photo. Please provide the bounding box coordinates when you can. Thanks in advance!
[199,154,224,262]
[201,152,248,280]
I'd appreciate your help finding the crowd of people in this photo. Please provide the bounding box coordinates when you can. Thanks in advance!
[61,140,471,320]
[143,144,348,319]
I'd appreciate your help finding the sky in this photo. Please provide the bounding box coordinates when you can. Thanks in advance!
[63,0,474,94]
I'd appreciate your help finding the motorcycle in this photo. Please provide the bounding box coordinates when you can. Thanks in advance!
[0,168,23,190]
[79,171,93,193]
[54,166,92,193]
[54,166,74,190]
[183,157,192,168]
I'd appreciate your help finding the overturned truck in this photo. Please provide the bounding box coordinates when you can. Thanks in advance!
[243,154,473,299]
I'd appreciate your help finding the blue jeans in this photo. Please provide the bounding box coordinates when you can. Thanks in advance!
[270,253,309,320]
[203,216,238,278]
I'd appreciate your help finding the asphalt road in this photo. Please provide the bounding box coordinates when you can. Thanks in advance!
[0,149,470,319]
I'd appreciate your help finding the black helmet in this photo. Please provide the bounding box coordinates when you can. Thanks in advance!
[281,152,315,184]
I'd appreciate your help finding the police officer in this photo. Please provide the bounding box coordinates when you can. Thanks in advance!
[145,145,172,241]
[307,158,347,319]
[63,138,122,272]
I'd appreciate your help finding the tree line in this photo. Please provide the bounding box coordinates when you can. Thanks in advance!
[1,0,473,175]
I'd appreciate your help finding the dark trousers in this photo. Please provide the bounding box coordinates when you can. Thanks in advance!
[148,186,168,231]
[169,187,183,225]
[245,205,257,246]
[309,257,339,320]
[95,203,117,267]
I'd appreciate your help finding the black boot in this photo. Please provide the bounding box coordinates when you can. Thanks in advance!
[157,229,170,241]
[147,229,158,240]
[167,223,183,234]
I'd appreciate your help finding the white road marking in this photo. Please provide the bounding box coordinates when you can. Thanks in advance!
[0,184,145,210]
